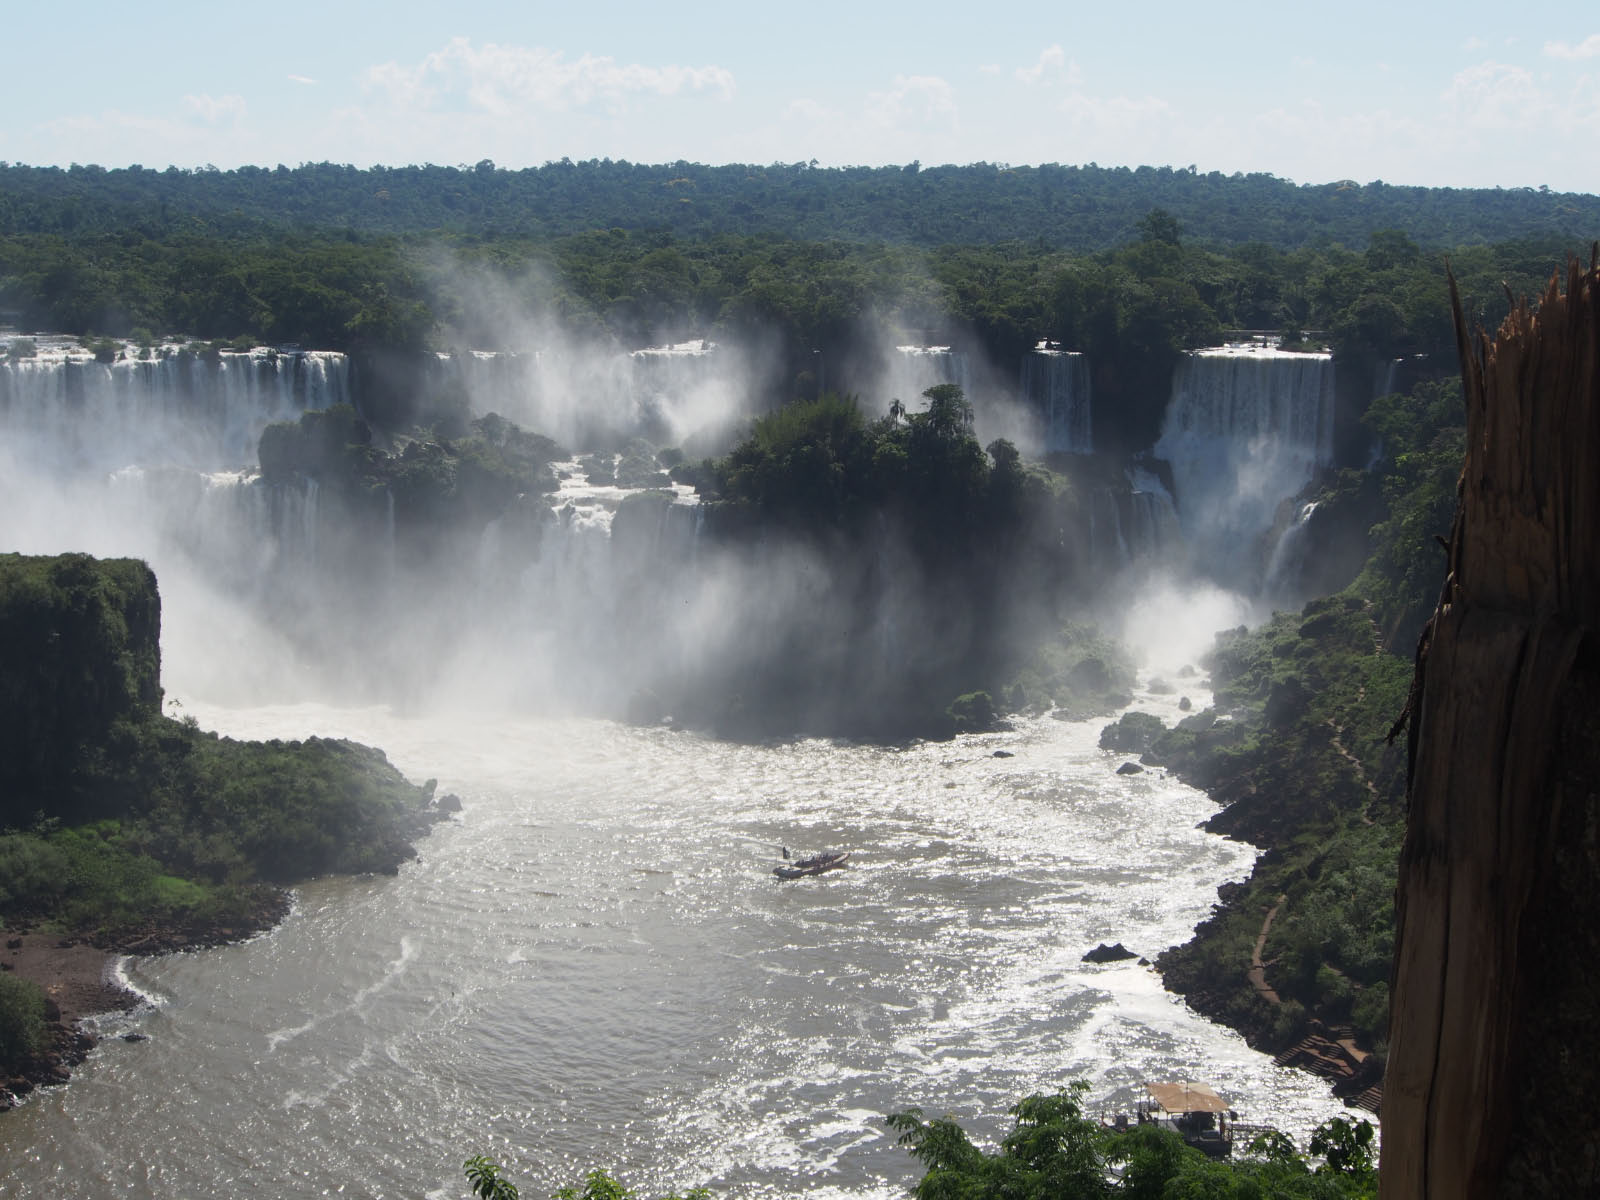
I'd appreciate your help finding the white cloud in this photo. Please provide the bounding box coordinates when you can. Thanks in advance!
[1463,36,1488,52]
[287,74,317,85]
[49,110,187,139]
[864,74,956,130]
[182,94,246,124]
[1250,101,1428,173]
[1015,45,1066,85]
[1545,34,1600,60]
[38,104,265,169]
[363,37,735,118]
[783,97,836,123]
[1445,61,1548,129]
[1057,89,1171,133]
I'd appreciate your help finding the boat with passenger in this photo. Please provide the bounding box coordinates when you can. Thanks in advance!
[773,851,850,880]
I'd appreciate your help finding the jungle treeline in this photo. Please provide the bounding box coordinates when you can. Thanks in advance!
[0,161,1594,383]
[1,183,1592,465]
[3,159,1596,249]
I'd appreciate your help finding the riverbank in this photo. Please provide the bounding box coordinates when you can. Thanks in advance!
[0,890,292,1111]
[1105,598,1410,1116]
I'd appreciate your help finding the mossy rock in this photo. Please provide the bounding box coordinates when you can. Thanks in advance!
[1098,710,1167,753]
[947,691,999,733]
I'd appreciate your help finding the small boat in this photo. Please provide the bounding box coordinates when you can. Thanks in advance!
[1105,1082,1236,1159]
[773,851,850,880]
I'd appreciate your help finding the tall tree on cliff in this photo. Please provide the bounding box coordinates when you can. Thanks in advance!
[1382,251,1600,1197]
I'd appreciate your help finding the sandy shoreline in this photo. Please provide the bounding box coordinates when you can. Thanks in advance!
[1,933,139,1110]
[2,892,291,1108]
[3,933,140,1025]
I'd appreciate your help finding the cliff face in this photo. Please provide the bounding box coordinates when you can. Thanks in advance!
[0,552,448,936]
[0,553,161,823]
[1382,257,1600,1198]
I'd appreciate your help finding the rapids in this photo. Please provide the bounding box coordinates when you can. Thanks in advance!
[0,684,1352,1199]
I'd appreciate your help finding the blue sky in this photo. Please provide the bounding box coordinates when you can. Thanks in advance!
[6,1,1598,192]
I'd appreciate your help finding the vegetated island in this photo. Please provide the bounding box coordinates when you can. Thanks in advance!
[0,552,455,1109]
[245,389,1140,742]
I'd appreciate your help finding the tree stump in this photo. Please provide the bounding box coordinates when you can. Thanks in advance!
[1382,253,1600,1198]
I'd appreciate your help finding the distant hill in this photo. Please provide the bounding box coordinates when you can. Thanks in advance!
[2,160,1597,251]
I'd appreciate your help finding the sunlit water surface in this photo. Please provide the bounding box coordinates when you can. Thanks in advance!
[0,682,1352,1199]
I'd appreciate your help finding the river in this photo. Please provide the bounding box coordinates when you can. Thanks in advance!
[0,679,1352,1199]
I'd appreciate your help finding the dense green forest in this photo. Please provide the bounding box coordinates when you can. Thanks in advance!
[249,388,1133,739]
[1,217,1581,363]
[2,160,1596,250]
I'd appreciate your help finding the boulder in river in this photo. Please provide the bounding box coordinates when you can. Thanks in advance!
[1082,942,1138,964]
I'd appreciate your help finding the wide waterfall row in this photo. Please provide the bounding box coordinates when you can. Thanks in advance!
[1021,347,1092,454]
[0,342,348,471]
[888,346,970,408]
[1152,347,1335,582]
[3,332,1348,660]
[1160,348,1334,459]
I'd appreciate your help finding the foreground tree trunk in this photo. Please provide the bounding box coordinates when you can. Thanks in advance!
[1382,253,1600,1198]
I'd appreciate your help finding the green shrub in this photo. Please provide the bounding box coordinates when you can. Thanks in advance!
[0,833,70,909]
[890,1083,1377,1198]
[0,973,48,1068]
[947,691,998,732]
[1351,982,1389,1043]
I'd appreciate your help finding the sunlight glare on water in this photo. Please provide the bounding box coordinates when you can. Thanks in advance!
[0,679,1353,1199]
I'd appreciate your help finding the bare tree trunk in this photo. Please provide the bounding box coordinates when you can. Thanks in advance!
[1382,253,1600,1198]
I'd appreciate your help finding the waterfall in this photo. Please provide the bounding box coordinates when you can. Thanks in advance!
[1020,346,1092,453]
[384,489,397,580]
[888,345,970,408]
[0,340,349,471]
[423,349,540,414]
[1374,358,1400,399]
[1153,346,1334,584]
[1262,500,1319,606]
[627,339,754,451]
[421,341,749,453]
[1085,471,1179,569]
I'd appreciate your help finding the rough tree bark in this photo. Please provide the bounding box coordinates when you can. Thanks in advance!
[1382,252,1600,1198]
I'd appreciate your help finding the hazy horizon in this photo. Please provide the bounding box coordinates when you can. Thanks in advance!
[5,1,1597,194]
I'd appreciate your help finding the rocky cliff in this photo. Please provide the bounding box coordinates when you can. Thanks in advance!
[0,553,161,825]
